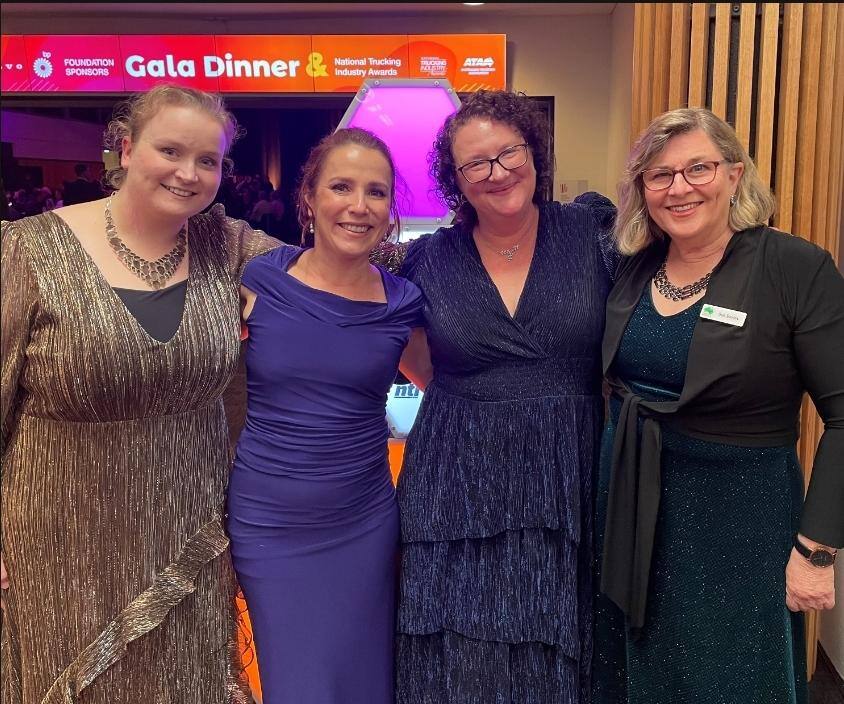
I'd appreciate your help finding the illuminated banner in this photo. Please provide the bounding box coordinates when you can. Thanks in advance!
[213,35,314,93]
[311,35,410,93]
[408,34,506,92]
[1,35,28,92]
[119,35,220,92]
[21,35,125,92]
[0,34,505,94]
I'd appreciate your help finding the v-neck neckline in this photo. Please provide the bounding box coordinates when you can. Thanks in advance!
[464,206,543,322]
[50,210,195,346]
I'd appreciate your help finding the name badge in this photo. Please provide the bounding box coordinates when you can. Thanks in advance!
[700,303,747,327]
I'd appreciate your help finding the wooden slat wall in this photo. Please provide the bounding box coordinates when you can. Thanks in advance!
[775,4,804,233]
[630,2,844,680]
[668,3,691,110]
[755,3,780,187]
[734,4,756,146]
[711,3,732,117]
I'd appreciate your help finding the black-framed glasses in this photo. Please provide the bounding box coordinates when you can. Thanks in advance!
[457,143,529,184]
[640,160,730,191]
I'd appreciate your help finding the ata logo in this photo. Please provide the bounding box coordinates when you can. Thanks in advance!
[462,57,494,68]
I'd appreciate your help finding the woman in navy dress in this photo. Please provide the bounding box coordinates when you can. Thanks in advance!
[375,90,617,703]
[226,128,423,704]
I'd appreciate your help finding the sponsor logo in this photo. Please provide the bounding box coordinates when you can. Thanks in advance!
[462,57,494,68]
[33,54,53,78]
[461,56,496,76]
[419,56,447,76]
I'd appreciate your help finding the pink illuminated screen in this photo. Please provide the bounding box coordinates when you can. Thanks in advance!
[344,86,458,220]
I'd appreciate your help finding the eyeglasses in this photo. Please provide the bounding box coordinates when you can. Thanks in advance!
[457,143,529,184]
[640,160,730,191]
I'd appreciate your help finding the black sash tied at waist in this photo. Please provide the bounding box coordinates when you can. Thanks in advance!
[600,385,665,635]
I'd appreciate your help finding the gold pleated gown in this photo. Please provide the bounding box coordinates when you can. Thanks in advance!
[0,206,278,703]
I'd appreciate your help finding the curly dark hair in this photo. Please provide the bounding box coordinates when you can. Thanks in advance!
[429,90,553,226]
[296,127,403,247]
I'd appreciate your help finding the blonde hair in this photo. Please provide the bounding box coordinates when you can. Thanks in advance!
[614,107,775,255]
[103,84,241,189]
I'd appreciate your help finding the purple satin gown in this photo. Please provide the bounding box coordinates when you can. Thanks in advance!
[227,246,423,704]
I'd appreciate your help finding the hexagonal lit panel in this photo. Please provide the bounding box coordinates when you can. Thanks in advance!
[337,78,461,238]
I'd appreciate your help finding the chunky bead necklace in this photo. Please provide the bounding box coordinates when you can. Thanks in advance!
[652,258,713,301]
[105,195,187,290]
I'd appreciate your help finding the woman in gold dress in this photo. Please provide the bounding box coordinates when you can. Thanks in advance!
[0,85,278,702]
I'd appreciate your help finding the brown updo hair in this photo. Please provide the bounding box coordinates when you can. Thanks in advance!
[296,127,403,247]
[103,84,241,190]
[429,90,554,226]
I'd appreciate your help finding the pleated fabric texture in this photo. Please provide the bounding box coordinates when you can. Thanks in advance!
[377,195,616,704]
[0,206,279,703]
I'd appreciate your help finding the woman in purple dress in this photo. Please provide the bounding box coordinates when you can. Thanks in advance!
[226,128,423,704]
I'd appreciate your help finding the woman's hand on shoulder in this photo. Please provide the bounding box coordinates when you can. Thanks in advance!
[785,542,836,612]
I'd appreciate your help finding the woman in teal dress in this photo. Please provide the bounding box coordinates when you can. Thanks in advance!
[594,108,843,704]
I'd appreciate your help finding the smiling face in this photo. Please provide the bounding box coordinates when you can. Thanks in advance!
[643,129,744,246]
[304,143,393,259]
[452,118,537,224]
[120,104,226,219]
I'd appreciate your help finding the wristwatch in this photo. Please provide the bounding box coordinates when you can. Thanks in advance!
[793,535,837,568]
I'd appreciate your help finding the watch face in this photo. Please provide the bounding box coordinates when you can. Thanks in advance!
[810,550,836,568]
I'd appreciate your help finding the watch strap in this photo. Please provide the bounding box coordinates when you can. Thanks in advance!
[793,535,837,566]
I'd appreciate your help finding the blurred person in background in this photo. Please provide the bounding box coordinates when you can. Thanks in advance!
[62,162,104,206]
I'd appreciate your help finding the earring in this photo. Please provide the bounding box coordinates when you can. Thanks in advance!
[309,222,315,234]
[729,193,736,207]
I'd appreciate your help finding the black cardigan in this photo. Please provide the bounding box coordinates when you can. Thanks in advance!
[600,225,844,630]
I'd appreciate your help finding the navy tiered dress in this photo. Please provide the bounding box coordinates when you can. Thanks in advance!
[395,195,615,703]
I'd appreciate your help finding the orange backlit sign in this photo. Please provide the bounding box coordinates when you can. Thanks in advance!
[408,34,506,92]
[310,35,410,93]
[213,35,314,93]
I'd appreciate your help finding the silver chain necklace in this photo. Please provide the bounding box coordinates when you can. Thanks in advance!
[498,242,522,261]
[476,229,532,262]
[653,259,713,301]
[105,195,187,290]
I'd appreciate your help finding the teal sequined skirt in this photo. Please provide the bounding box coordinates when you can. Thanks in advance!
[593,406,808,704]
